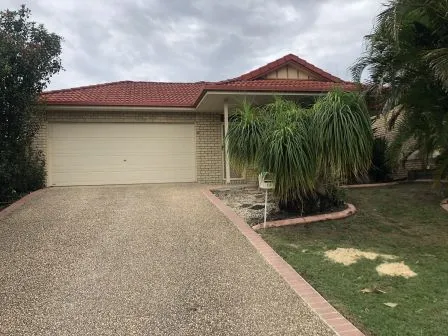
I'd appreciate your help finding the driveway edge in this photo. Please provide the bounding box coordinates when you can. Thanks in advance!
[202,188,365,336]
[0,189,46,219]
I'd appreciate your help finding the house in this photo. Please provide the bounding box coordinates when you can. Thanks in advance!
[39,54,358,186]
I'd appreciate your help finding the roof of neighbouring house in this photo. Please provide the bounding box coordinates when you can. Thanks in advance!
[42,54,359,107]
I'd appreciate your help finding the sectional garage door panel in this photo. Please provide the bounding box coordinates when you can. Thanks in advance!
[48,123,196,186]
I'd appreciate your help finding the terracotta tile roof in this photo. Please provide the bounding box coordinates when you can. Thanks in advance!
[205,80,358,92]
[42,54,357,108]
[42,81,206,107]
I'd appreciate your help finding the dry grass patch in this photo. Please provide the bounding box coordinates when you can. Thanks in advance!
[376,262,417,278]
[325,248,397,266]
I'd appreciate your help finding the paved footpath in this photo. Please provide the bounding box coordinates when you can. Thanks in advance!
[0,184,335,335]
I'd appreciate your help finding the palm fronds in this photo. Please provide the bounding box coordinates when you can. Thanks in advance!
[351,0,448,186]
[312,90,373,182]
[226,93,373,209]
[226,99,265,170]
[258,101,317,202]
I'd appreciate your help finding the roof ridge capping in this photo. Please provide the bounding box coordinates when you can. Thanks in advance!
[222,53,344,84]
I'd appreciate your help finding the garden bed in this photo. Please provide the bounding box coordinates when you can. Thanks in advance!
[212,186,347,226]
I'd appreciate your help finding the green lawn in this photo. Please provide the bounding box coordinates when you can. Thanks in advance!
[260,183,448,336]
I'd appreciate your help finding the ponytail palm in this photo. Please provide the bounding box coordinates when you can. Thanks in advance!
[259,98,317,205]
[227,92,373,213]
[226,100,265,170]
[312,90,373,183]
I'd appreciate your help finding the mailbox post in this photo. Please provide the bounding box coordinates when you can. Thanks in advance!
[258,172,275,228]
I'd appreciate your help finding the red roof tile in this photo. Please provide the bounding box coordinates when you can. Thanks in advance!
[205,80,358,92]
[42,54,356,108]
[42,81,206,107]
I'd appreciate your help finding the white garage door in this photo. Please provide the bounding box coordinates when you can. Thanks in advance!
[48,123,196,186]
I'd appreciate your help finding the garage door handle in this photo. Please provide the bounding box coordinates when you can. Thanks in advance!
[123,159,127,162]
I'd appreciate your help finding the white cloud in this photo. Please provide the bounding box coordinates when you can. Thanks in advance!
[2,0,385,89]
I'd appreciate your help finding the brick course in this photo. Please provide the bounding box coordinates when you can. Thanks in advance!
[35,110,223,184]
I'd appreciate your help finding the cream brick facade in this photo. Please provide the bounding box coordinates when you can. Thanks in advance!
[35,110,224,184]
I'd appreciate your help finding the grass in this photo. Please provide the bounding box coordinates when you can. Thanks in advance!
[260,183,448,336]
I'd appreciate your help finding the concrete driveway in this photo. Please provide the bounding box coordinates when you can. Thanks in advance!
[0,184,334,336]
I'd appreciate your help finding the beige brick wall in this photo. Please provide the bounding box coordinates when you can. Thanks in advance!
[36,109,223,184]
[195,113,223,184]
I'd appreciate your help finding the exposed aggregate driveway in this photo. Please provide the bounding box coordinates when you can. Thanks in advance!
[0,184,335,336]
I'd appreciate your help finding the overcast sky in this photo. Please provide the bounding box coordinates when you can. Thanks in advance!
[4,0,384,90]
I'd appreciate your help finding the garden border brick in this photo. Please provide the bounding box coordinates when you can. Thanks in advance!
[252,203,356,230]
[341,182,399,189]
[442,199,448,213]
[203,188,365,336]
[0,189,46,220]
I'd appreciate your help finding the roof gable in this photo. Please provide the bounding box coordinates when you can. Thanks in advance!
[263,64,320,80]
[227,54,343,83]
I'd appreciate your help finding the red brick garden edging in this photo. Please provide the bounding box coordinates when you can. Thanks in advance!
[0,189,46,220]
[252,203,356,230]
[203,188,365,336]
[341,181,399,189]
[442,199,448,213]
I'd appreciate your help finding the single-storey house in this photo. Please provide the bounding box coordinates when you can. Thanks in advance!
[39,54,358,186]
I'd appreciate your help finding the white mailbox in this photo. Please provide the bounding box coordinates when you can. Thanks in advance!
[258,172,275,190]
[258,172,274,228]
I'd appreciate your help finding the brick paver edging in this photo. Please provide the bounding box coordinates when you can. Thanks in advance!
[442,199,448,213]
[202,188,365,336]
[341,182,399,189]
[252,203,356,230]
[0,189,45,220]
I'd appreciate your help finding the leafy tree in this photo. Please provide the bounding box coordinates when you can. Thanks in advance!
[227,92,373,214]
[351,0,448,183]
[0,5,62,203]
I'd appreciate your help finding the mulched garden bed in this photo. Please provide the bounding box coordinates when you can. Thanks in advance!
[212,186,346,226]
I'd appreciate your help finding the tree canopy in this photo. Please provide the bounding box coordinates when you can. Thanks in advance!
[351,0,448,181]
[0,5,62,202]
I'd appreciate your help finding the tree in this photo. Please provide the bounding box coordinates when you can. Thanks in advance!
[0,5,62,203]
[351,0,448,183]
[227,91,373,214]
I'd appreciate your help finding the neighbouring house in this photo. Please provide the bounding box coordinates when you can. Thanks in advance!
[39,54,359,186]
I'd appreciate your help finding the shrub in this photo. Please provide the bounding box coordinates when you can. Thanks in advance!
[0,6,61,204]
